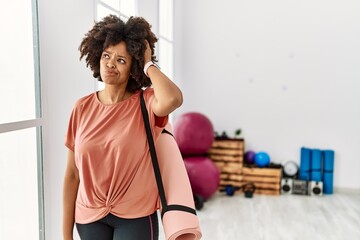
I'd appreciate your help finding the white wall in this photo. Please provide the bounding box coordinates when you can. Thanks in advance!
[174,0,360,190]
[38,0,95,239]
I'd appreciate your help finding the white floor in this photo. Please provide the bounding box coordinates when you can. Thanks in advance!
[158,191,360,240]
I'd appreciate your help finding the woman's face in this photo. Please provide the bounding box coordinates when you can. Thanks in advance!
[100,41,132,87]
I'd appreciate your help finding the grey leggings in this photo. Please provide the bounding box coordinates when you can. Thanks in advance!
[76,212,159,240]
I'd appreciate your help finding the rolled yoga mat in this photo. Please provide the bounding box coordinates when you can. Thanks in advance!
[300,147,311,171]
[155,123,202,240]
[323,150,335,194]
[299,147,311,181]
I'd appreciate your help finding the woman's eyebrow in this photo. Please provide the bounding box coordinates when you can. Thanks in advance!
[116,55,128,59]
[103,50,128,59]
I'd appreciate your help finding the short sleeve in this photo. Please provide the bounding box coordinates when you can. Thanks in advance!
[64,105,79,152]
[143,88,168,129]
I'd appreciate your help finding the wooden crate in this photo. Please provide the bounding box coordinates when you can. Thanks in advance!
[207,138,244,190]
[241,167,282,195]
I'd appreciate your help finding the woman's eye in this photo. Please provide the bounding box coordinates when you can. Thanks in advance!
[102,53,109,59]
[117,59,125,64]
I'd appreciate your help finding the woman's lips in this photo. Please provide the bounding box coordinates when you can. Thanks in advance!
[105,70,118,76]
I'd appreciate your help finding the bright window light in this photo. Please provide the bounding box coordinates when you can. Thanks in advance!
[0,1,36,124]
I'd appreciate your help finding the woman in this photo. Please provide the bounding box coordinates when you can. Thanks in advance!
[63,15,183,240]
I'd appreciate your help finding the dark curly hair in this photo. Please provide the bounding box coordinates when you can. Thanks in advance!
[79,15,158,92]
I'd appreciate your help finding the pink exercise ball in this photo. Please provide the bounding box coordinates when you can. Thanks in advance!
[184,156,220,200]
[173,112,214,155]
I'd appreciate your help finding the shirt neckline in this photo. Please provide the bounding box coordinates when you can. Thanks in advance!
[94,90,141,107]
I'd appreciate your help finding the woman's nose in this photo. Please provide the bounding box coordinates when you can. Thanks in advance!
[107,58,115,68]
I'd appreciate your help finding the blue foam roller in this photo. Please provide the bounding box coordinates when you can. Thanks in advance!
[300,147,311,171]
[311,170,322,181]
[311,149,322,170]
[323,150,335,172]
[323,172,334,194]
[299,170,310,181]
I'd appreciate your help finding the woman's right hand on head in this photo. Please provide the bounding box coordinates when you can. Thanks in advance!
[144,40,152,64]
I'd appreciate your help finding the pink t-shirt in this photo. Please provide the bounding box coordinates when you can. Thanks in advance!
[65,88,168,224]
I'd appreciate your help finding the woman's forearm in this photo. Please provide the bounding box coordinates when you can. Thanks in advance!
[143,41,183,117]
[147,66,183,117]
[63,174,79,240]
[63,150,79,240]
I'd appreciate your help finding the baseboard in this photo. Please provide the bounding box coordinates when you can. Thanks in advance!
[334,187,360,194]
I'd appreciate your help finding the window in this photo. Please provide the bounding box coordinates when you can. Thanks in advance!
[0,0,44,239]
[158,0,174,79]
[96,0,137,20]
[96,0,137,22]
[158,0,175,123]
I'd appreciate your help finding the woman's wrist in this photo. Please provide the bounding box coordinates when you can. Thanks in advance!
[143,61,159,77]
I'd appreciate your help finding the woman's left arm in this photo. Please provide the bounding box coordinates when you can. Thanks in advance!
[144,42,183,117]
